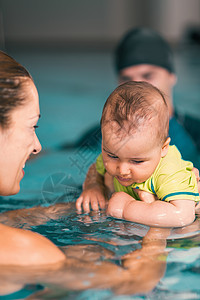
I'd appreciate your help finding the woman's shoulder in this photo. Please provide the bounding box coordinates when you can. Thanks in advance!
[0,223,65,266]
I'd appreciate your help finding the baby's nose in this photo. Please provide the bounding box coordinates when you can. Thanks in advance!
[119,163,130,175]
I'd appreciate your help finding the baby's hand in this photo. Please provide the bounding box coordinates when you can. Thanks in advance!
[133,188,157,203]
[192,167,200,195]
[76,186,106,213]
[192,167,199,182]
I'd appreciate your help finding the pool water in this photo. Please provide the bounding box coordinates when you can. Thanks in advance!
[0,45,200,299]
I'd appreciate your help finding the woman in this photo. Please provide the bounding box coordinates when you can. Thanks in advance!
[0,50,65,266]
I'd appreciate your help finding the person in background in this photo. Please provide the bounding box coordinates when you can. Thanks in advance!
[61,27,200,169]
[115,27,200,165]
[0,50,65,266]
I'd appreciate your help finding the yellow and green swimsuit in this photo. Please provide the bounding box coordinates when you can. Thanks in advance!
[96,145,200,202]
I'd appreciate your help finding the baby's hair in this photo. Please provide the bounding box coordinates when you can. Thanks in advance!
[101,81,169,145]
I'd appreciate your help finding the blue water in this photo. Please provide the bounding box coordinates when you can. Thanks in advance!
[0,45,200,299]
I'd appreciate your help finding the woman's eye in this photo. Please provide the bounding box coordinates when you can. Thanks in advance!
[33,125,39,130]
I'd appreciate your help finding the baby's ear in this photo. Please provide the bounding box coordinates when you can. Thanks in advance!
[161,137,171,157]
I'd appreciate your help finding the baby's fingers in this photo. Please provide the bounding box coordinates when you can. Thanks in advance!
[76,190,106,213]
[136,189,156,203]
[192,167,199,182]
[197,181,200,195]
[90,195,106,211]
[82,196,92,213]
[98,195,106,210]
[76,195,84,211]
[90,197,100,211]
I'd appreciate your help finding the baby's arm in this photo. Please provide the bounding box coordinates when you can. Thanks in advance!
[104,172,115,197]
[107,192,195,227]
[76,163,108,213]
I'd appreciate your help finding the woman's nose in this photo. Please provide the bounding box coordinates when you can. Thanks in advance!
[33,134,42,154]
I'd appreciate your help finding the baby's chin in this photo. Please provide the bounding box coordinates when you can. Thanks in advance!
[115,175,148,187]
[115,176,134,186]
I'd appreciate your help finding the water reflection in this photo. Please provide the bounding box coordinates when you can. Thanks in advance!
[0,202,199,298]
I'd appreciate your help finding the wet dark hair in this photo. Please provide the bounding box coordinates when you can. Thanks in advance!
[101,81,169,145]
[0,51,33,128]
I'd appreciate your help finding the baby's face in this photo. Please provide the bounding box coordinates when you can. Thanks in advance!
[101,122,166,186]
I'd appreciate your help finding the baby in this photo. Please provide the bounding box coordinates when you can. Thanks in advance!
[76,81,199,227]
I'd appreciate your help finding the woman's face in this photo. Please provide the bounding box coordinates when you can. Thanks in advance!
[0,80,42,196]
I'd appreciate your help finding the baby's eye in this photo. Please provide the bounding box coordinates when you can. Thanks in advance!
[130,160,144,164]
[107,153,118,159]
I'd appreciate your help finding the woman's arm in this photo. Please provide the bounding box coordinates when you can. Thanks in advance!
[107,191,195,227]
[0,223,65,266]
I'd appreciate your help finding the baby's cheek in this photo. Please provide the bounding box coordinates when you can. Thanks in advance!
[103,160,111,172]
[106,164,116,177]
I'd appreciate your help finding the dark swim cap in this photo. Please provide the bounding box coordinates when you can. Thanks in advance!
[115,28,175,73]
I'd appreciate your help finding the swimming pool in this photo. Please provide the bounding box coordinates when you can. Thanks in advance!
[0,46,200,299]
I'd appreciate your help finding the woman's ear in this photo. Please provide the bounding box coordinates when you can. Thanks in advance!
[161,137,171,157]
